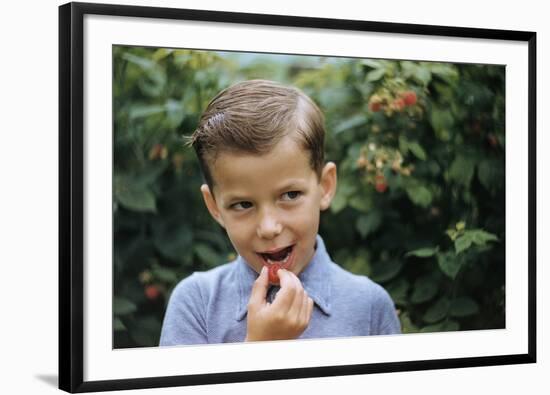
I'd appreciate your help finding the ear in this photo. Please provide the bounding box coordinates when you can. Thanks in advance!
[200,184,225,228]
[319,162,337,211]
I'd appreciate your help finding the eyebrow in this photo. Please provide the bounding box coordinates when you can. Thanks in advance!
[222,194,250,205]
[276,179,307,192]
[221,180,307,205]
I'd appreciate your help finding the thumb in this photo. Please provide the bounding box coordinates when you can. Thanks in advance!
[249,266,269,307]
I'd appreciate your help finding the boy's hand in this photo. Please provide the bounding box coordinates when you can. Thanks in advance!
[245,266,314,342]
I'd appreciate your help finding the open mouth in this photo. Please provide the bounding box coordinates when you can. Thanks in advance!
[257,245,296,284]
[257,245,294,266]
[257,244,294,269]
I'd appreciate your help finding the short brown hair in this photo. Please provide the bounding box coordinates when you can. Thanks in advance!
[188,79,326,189]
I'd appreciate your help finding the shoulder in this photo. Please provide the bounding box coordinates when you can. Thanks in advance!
[330,262,388,297]
[331,263,400,334]
[329,261,397,315]
[168,261,236,304]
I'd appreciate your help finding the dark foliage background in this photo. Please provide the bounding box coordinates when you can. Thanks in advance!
[113,46,505,348]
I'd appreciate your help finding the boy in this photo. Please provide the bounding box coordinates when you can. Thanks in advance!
[159,79,400,345]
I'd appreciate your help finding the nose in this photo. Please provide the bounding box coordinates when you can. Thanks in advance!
[256,208,283,240]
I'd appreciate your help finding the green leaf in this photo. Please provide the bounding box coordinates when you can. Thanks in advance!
[366,68,386,82]
[330,191,347,214]
[330,179,356,214]
[137,162,170,187]
[386,278,409,305]
[361,59,383,69]
[470,230,499,246]
[455,234,473,254]
[194,244,221,268]
[449,155,476,187]
[477,159,504,193]
[446,229,458,241]
[334,114,368,134]
[414,67,432,86]
[113,297,137,315]
[130,316,161,347]
[405,184,433,208]
[450,297,479,317]
[152,48,173,61]
[370,259,403,283]
[152,219,192,261]
[430,107,454,130]
[407,141,427,161]
[115,177,157,213]
[122,52,156,70]
[437,251,462,279]
[477,159,493,190]
[411,275,438,304]
[114,317,126,331]
[348,194,373,213]
[405,246,439,258]
[401,61,432,86]
[399,312,419,334]
[428,63,459,82]
[429,107,453,141]
[399,312,419,333]
[165,99,185,128]
[356,211,383,238]
[398,135,409,155]
[152,266,178,283]
[128,104,165,120]
[342,249,371,276]
[422,297,450,324]
[420,320,459,333]
[118,187,156,212]
[426,160,441,176]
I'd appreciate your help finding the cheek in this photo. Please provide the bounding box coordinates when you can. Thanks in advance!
[222,217,253,244]
[292,202,320,234]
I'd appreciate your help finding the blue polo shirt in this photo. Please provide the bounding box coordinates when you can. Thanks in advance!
[159,235,401,346]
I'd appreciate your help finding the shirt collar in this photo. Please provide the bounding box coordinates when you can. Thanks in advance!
[235,235,332,321]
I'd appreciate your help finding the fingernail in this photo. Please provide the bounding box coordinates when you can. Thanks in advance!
[260,266,267,275]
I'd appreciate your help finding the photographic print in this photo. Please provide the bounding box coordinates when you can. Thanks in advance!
[59,2,536,392]
[112,47,506,349]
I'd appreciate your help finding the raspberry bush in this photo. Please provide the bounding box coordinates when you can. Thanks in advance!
[113,47,504,347]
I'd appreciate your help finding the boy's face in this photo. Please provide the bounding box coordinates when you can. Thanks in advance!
[200,136,337,283]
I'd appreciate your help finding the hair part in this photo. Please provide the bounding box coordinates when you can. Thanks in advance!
[186,79,326,190]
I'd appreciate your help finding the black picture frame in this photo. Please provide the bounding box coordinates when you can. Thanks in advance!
[59,1,537,393]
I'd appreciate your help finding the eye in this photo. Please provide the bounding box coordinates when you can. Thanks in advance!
[281,191,301,201]
[231,201,253,211]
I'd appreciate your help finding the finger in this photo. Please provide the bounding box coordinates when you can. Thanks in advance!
[291,288,308,326]
[306,296,314,322]
[249,266,269,308]
[287,277,306,320]
[271,269,297,310]
[299,290,310,324]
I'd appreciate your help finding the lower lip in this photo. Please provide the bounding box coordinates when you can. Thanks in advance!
[260,246,295,284]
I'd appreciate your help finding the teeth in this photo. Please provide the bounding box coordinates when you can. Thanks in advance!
[266,249,291,265]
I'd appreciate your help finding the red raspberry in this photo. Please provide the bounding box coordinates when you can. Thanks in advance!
[374,174,388,193]
[148,144,168,160]
[356,155,368,169]
[369,101,382,112]
[393,98,406,111]
[375,182,388,193]
[268,264,281,285]
[487,134,498,148]
[402,91,417,106]
[148,144,163,160]
[368,94,383,112]
[145,284,161,300]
